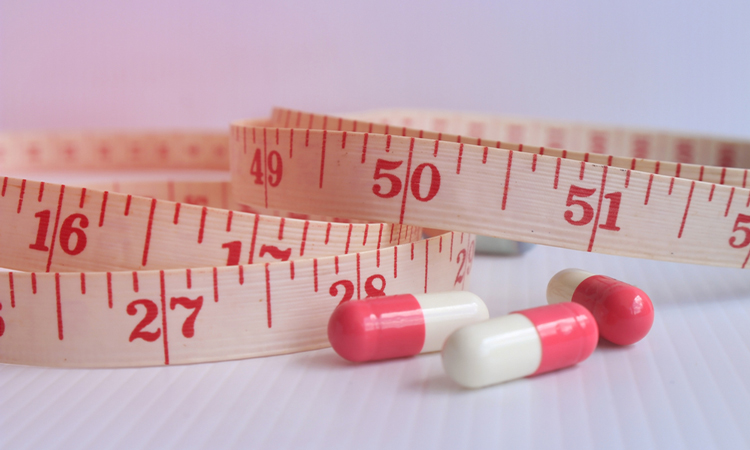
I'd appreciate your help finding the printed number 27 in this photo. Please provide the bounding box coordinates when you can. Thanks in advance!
[127,296,204,343]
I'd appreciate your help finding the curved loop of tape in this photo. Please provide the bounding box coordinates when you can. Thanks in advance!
[1,107,748,367]
[0,123,470,367]
[233,108,750,268]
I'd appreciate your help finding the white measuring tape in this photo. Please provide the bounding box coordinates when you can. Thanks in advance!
[1,108,747,367]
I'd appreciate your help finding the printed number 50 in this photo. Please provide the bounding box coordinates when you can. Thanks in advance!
[372,159,441,202]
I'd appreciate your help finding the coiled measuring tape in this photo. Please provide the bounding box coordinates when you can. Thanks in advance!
[1,107,748,367]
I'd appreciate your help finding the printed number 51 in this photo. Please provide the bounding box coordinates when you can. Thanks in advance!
[564,185,622,231]
[729,214,750,248]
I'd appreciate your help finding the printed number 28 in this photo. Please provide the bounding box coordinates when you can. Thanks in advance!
[329,274,387,305]
[564,185,622,231]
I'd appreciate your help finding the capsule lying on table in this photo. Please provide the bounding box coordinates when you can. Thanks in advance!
[441,303,599,388]
[547,268,654,346]
[327,292,489,362]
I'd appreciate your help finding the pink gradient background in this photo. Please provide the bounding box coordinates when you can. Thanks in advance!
[1,0,749,136]
[3,3,750,449]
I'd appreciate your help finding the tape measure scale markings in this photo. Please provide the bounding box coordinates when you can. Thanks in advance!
[1,107,749,368]
[233,108,750,268]
[0,128,468,367]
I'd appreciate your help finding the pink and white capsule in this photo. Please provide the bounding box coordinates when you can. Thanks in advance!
[328,292,489,362]
[547,269,654,346]
[442,303,598,388]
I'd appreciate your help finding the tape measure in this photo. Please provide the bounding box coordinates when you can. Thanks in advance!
[235,108,750,267]
[1,108,747,368]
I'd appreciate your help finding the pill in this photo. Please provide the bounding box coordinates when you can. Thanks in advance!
[441,303,598,388]
[546,268,654,345]
[327,291,489,362]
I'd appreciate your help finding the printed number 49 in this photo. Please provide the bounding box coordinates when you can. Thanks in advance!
[250,148,283,187]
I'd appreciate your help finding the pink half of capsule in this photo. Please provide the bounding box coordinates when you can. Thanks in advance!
[442,302,599,388]
[547,269,654,346]
[327,292,489,362]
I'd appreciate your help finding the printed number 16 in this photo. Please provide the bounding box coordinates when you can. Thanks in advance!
[250,148,283,187]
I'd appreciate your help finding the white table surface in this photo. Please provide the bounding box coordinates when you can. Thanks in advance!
[2,241,749,450]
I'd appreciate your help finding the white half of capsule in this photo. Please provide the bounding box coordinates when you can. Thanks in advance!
[441,314,543,388]
[416,291,490,353]
[546,268,594,304]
